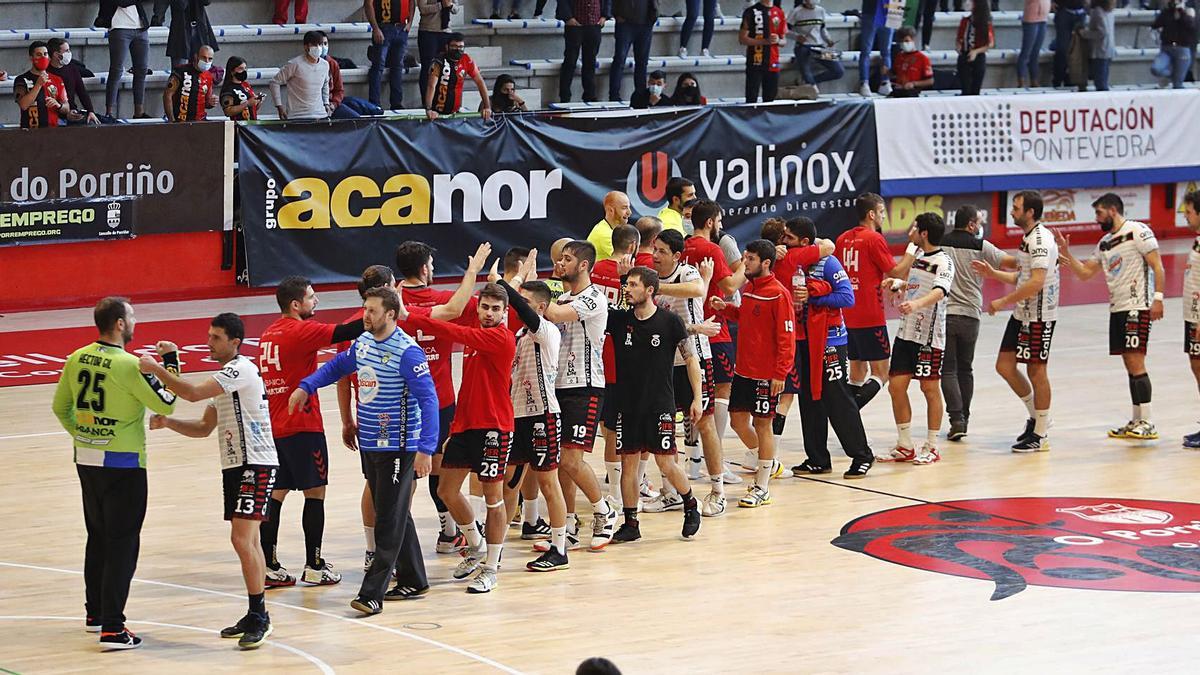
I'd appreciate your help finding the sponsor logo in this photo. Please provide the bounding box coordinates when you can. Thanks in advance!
[625,151,682,216]
[1057,503,1172,525]
[357,366,380,403]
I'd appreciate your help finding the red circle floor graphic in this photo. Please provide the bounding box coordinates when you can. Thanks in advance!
[832,497,1200,600]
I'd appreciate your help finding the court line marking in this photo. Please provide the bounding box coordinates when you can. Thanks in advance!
[0,615,334,674]
[0,431,65,441]
[0,562,524,674]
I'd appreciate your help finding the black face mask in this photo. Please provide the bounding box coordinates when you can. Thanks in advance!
[446,49,462,60]
[233,70,248,82]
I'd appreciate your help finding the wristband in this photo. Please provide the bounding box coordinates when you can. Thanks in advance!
[905,243,919,257]
[161,351,180,375]
[1154,291,1164,302]
[510,275,524,288]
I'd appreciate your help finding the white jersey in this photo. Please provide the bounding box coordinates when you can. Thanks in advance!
[211,355,279,469]
[512,319,561,417]
[897,248,955,350]
[1014,223,1060,322]
[1095,220,1158,313]
[1185,236,1200,324]
[657,262,712,365]
[555,283,607,389]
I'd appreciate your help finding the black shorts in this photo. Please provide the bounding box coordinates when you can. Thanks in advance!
[601,383,619,432]
[223,465,277,521]
[999,317,1056,365]
[361,403,456,478]
[614,410,676,456]
[442,429,512,483]
[510,412,561,472]
[846,325,891,362]
[673,360,715,417]
[1110,310,1151,355]
[558,387,603,450]
[728,374,779,418]
[1187,321,1200,360]
[889,338,943,381]
[711,341,736,384]
[274,432,329,491]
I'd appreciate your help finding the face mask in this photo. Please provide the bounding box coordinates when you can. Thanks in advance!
[307,46,322,59]
[648,84,663,96]
[60,51,72,66]
[682,218,693,231]
[320,44,329,57]
[197,60,212,72]
[233,70,248,82]
[33,56,50,71]
[446,48,463,60]
[901,41,916,53]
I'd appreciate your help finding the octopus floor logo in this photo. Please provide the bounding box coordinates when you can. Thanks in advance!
[832,497,1200,600]
[930,103,1016,166]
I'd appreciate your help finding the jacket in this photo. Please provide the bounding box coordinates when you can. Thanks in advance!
[718,273,796,382]
[609,0,657,25]
[95,0,150,29]
[158,0,218,61]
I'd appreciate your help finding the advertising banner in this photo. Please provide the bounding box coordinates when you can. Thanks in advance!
[1007,185,1151,238]
[881,192,994,246]
[0,196,134,246]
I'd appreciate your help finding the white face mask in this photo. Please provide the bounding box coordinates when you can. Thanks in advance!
[307,45,322,59]
[900,41,916,53]
[682,218,693,231]
[197,60,212,72]
[648,84,663,96]
[60,50,72,66]
[320,44,329,57]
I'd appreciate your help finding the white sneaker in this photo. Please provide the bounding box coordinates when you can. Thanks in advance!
[702,48,712,58]
[363,550,374,573]
[533,515,582,552]
[859,81,872,97]
[770,458,787,479]
[911,443,940,465]
[265,565,296,589]
[466,566,498,594]
[878,81,893,96]
[453,553,483,580]
[720,466,743,484]
[639,475,660,500]
[686,457,704,480]
[701,491,727,517]
[642,492,685,512]
[301,561,341,585]
[679,47,688,58]
[739,450,758,471]
[738,485,772,508]
[589,505,618,551]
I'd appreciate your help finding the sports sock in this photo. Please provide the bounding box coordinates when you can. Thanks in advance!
[249,592,266,617]
[428,474,448,512]
[622,507,638,525]
[1138,403,1152,422]
[756,459,773,490]
[523,498,540,526]
[302,498,325,569]
[470,495,486,524]
[925,428,937,446]
[1021,392,1036,417]
[462,520,483,549]
[687,441,703,462]
[681,489,697,510]
[856,377,883,408]
[1034,409,1050,436]
[438,511,456,537]
[363,526,375,553]
[566,513,578,534]
[638,456,649,484]
[485,543,503,569]
[262,498,283,569]
[551,526,567,554]
[714,398,730,439]
[660,479,679,498]
[897,423,913,449]
[605,461,621,495]
[590,497,611,515]
[710,474,724,496]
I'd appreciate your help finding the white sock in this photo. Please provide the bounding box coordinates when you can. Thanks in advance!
[566,513,577,535]
[710,475,724,497]
[470,495,486,524]
[438,511,456,536]
[756,459,773,490]
[590,497,611,515]
[715,399,729,439]
[1138,402,1152,422]
[523,497,539,525]
[363,526,375,553]
[638,457,649,484]
[688,442,703,462]
[463,520,483,549]
[551,526,567,555]
[897,423,913,449]
[485,543,503,569]
[1021,392,1036,417]
[660,478,679,498]
[605,461,621,496]
[1034,409,1050,436]
[773,432,783,452]
[925,428,937,446]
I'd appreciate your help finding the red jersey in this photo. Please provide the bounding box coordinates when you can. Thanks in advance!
[772,244,823,340]
[15,70,68,129]
[717,274,795,381]
[397,285,476,408]
[681,235,733,343]
[259,316,338,438]
[892,51,933,87]
[405,312,516,433]
[742,2,787,73]
[835,226,897,329]
[593,252,654,384]
[430,53,478,115]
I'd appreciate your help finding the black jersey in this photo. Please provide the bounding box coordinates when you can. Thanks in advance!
[606,306,692,415]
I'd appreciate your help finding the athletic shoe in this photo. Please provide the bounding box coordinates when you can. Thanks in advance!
[363,550,375,572]
[86,616,102,633]
[639,476,660,500]
[911,444,941,465]
[739,450,758,471]
[533,516,582,552]
[702,48,712,58]
[467,567,498,593]
[589,505,618,551]
[770,458,787,479]
[220,613,257,638]
[792,460,832,476]
[384,584,429,601]
[521,518,552,540]
[526,549,569,572]
[1107,420,1135,439]
[686,456,704,480]
[701,490,727,517]
[947,420,968,442]
[721,466,744,484]
[1184,430,1200,449]
[238,615,272,650]
[350,596,382,616]
[1012,434,1050,453]
[302,560,341,585]
[682,507,701,539]
[264,565,296,589]
[605,493,621,514]
[1017,417,1036,443]
[843,459,873,479]
[878,81,893,96]
[1126,420,1159,440]
[436,530,468,554]
[508,12,521,19]
[453,553,483,580]
[612,521,641,542]
[510,502,522,528]
[877,445,915,463]
[679,47,688,58]
[642,492,684,512]
[99,629,142,650]
[738,485,772,508]
[859,81,872,96]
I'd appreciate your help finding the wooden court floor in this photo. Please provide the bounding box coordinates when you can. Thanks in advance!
[2,301,1198,674]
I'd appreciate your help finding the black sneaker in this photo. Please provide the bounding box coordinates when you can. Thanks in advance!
[1012,434,1050,453]
[520,518,552,540]
[219,613,256,639]
[99,629,142,649]
[791,460,832,476]
[85,616,102,633]
[612,521,641,543]
[526,548,570,572]
[237,614,272,650]
[843,459,873,479]
[947,420,968,442]
[350,596,383,616]
[681,507,701,540]
[1016,417,1035,444]
[384,584,430,600]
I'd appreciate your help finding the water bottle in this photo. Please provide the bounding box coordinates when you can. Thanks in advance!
[792,268,806,312]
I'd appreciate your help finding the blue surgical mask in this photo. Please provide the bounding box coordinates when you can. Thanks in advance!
[648,84,663,96]
[320,44,329,57]
[197,60,212,72]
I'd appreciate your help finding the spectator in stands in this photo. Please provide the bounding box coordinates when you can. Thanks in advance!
[418,1,454,104]
[491,0,521,19]
[158,0,218,67]
[1052,0,1088,87]
[14,42,72,129]
[425,34,493,119]
[956,0,994,96]
[741,0,787,103]
[489,74,530,112]
[789,0,844,94]
[271,31,332,119]
[916,0,938,51]
[46,38,99,124]
[163,44,216,121]
[1017,0,1049,87]
[588,191,632,261]
[366,0,418,110]
[1151,0,1197,89]
[609,0,659,101]
[318,33,383,118]
[680,0,718,57]
[96,0,151,119]
[890,27,934,96]
[220,57,264,120]
[630,70,674,108]
[669,72,708,105]
[557,0,606,103]
[274,0,309,24]
[658,178,695,234]
[857,0,894,96]
[1080,0,1116,91]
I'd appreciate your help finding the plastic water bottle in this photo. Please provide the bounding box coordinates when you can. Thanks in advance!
[792,269,806,311]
